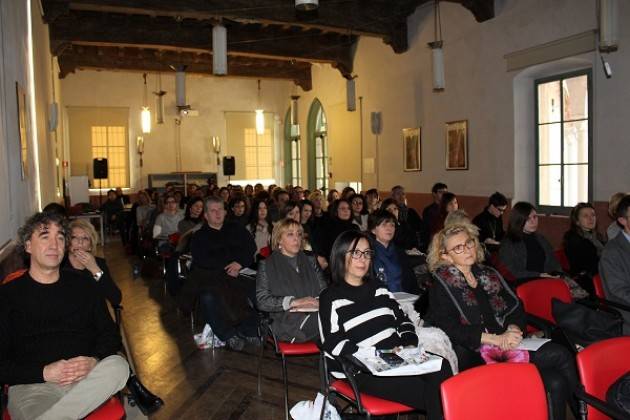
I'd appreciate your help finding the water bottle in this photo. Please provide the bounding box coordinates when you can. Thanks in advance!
[376,267,387,286]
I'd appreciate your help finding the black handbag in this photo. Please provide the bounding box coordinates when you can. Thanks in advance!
[607,372,630,416]
[551,298,622,346]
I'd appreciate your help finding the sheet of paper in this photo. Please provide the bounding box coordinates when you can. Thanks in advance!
[517,337,551,351]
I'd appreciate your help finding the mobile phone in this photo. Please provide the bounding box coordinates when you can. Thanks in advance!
[379,352,405,367]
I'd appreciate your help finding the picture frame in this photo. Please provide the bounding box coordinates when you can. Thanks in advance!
[402,127,421,172]
[445,120,468,170]
[16,82,28,179]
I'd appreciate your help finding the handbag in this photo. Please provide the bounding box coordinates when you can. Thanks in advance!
[606,372,630,415]
[479,344,529,364]
[551,298,622,346]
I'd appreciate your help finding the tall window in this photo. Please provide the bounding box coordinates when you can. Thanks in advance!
[290,138,301,186]
[284,108,301,186]
[536,71,591,209]
[307,99,328,191]
[244,128,273,179]
[91,126,128,188]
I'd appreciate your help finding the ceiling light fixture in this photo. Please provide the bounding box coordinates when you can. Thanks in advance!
[212,23,227,75]
[295,0,318,11]
[153,72,166,124]
[141,73,151,133]
[256,80,265,135]
[428,0,445,91]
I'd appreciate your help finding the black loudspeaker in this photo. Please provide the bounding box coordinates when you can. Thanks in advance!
[223,156,235,176]
[93,158,108,179]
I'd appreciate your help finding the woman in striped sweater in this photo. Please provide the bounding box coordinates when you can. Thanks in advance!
[318,231,451,420]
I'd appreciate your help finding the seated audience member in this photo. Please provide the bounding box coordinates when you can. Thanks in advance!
[563,203,605,286]
[326,189,340,209]
[606,192,628,240]
[42,202,67,217]
[499,202,588,298]
[422,182,448,236]
[178,196,258,351]
[0,211,129,420]
[472,192,508,251]
[498,202,560,280]
[381,198,419,251]
[115,187,130,205]
[426,223,578,420]
[62,219,163,414]
[600,195,630,334]
[299,199,315,250]
[391,185,425,243]
[174,190,185,210]
[349,193,369,231]
[369,210,419,294]
[254,183,264,195]
[247,199,273,259]
[308,190,328,221]
[269,189,290,222]
[218,187,230,203]
[256,219,326,342]
[227,196,249,226]
[100,189,124,231]
[244,184,254,200]
[312,198,358,270]
[341,186,356,200]
[444,209,472,227]
[153,193,184,252]
[318,230,452,420]
[291,186,305,201]
[428,192,459,238]
[365,188,381,213]
[178,197,205,236]
[135,190,155,231]
[279,200,301,223]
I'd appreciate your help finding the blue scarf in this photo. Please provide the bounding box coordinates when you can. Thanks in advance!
[373,241,403,292]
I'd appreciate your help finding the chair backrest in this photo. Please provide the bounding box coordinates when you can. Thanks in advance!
[593,273,606,300]
[441,363,548,420]
[576,336,630,420]
[554,249,570,273]
[488,252,517,284]
[1,269,27,286]
[516,279,572,325]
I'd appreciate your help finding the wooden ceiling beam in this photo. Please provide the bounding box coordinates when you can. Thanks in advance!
[48,11,356,77]
[56,45,313,90]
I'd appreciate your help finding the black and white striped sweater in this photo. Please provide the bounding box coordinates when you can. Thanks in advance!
[318,278,418,358]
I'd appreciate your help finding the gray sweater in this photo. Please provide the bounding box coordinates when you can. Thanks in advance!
[599,231,630,334]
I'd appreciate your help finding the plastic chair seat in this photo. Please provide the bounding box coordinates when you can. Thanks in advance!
[277,341,319,356]
[3,396,124,420]
[330,380,414,416]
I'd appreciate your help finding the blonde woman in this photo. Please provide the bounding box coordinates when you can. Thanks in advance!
[255,219,326,342]
[426,223,578,420]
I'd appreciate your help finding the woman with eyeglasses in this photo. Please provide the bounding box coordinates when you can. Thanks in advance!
[318,230,452,420]
[62,219,164,415]
[426,223,578,420]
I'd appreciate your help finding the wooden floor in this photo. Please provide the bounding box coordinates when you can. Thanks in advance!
[103,239,325,420]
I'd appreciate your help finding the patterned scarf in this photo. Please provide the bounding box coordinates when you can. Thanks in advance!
[432,264,520,328]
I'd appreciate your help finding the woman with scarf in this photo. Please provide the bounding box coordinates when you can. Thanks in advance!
[426,223,578,420]
[256,219,326,342]
[563,202,606,294]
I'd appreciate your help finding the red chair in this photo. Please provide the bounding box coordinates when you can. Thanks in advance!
[516,278,572,333]
[554,249,571,273]
[441,363,548,420]
[2,395,124,420]
[488,252,517,284]
[323,355,415,419]
[576,337,630,420]
[257,322,321,420]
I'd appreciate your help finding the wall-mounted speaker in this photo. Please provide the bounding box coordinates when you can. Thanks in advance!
[346,78,356,112]
[93,158,108,179]
[223,156,235,176]
[370,112,382,135]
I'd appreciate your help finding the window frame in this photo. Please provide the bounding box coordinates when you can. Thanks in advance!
[90,125,129,189]
[534,69,592,214]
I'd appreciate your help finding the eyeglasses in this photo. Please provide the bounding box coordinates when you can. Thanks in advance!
[71,235,90,243]
[445,238,476,254]
[496,206,507,214]
[165,200,176,204]
[347,249,374,260]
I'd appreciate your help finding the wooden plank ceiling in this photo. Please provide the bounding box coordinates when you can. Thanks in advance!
[42,0,494,91]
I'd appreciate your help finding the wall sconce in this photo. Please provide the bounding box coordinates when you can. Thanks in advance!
[211,136,221,165]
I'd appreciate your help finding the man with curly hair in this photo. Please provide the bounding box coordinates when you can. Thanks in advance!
[0,211,129,420]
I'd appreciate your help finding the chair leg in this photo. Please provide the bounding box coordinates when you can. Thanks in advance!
[257,337,265,396]
[282,355,289,420]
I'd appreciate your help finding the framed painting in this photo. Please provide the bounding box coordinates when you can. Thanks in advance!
[16,82,28,179]
[403,127,421,171]
[445,120,468,170]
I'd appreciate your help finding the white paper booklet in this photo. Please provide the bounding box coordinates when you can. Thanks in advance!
[353,347,443,377]
[517,337,551,351]
[392,292,419,304]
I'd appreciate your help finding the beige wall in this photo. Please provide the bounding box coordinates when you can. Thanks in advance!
[61,71,293,189]
[293,0,630,203]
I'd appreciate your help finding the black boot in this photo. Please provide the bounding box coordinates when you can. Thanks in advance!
[126,375,164,415]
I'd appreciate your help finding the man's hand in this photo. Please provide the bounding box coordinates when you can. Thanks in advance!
[289,297,319,311]
[224,262,242,277]
[43,357,97,386]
